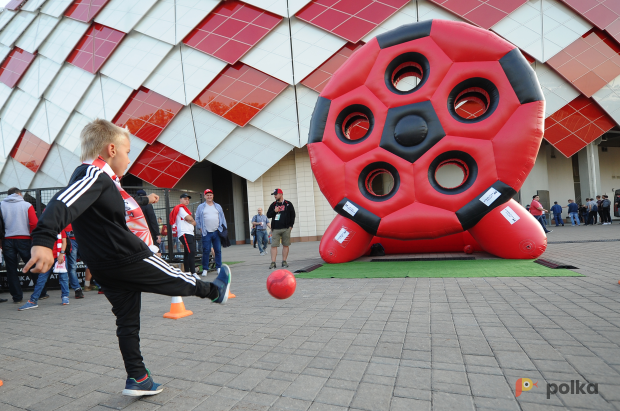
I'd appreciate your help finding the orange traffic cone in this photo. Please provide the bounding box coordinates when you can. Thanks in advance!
[229,290,236,298]
[163,296,193,319]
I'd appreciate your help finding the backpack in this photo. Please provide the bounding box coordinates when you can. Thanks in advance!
[602,199,611,208]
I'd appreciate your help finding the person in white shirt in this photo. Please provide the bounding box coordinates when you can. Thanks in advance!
[174,193,197,279]
[196,189,227,276]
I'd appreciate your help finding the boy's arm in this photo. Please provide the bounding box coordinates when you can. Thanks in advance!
[26,167,105,273]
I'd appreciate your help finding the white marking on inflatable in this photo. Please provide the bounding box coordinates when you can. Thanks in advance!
[500,206,520,224]
[335,228,350,243]
[480,187,501,206]
[343,201,358,216]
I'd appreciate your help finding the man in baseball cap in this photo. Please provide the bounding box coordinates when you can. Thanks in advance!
[196,189,227,276]
[266,188,295,269]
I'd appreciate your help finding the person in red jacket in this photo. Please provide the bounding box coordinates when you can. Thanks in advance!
[0,187,46,303]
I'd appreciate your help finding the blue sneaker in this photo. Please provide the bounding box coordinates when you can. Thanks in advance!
[212,264,231,304]
[62,297,70,305]
[122,370,163,396]
[18,300,38,311]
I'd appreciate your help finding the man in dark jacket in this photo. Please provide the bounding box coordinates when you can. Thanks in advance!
[135,189,160,249]
[266,188,295,269]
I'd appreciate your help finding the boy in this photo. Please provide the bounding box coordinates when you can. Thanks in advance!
[24,119,231,396]
[18,230,70,310]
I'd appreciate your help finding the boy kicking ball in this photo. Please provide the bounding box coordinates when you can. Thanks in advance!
[24,119,231,396]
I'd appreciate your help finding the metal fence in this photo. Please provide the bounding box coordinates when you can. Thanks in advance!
[1,186,219,290]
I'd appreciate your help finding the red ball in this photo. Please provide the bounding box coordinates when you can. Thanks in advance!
[267,269,296,299]
[464,245,473,254]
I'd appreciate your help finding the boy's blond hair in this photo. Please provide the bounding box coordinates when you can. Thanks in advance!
[80,119,130,161]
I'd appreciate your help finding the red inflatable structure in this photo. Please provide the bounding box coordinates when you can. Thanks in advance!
[308,20,547,264]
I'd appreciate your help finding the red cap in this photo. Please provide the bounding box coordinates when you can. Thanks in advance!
[272,188,283,195]
[204,189,213,195]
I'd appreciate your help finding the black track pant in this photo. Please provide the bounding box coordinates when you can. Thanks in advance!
[180,234,196,274]
[91,254,217,379]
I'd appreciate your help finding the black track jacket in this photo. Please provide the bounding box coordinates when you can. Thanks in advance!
[267,200,296,230]
[31,164,152,270]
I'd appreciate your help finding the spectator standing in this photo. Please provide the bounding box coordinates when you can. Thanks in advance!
[196,189,227,276]
[251,208,270,256]
[587,198,598,225]
[579,202,589,224]
[596,195,604,224]
[551,201,564,227]
[530,195,552,234]
[18,231,70,310]
[64,223,84,299]
[601,195,612,224]
[1,187,47,303]
[566,199,580,226]
[170,194,197,279]
[267,189,296,268]
[136,189,160,253]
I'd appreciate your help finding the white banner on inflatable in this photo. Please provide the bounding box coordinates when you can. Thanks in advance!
[343,201,358,216]
[335,227,350,243]
[479,187,501,206]
[501,206,520,224]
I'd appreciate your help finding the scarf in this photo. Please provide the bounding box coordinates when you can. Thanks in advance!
[169,204,192,229]
[87,156,157,252]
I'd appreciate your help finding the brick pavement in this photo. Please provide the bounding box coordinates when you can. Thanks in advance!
[1,224,619,410]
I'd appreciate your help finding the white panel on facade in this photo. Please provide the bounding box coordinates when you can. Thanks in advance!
[40,0,73,18]
[15,13,60,54]
[207,125,294,182]
[55,110,90,156]
[192,104,237,160]
[29,170,65,188]
[95,0,158,33]
[45,63,96,112]
[363,2,417,43]
[492,1,544,62]
[0,120,20,159]
[135,0,218,45]
[12,158,36,189]
[22,0,48,12]
[593,73,620,126]
[127,133,147,174]
[0,44,11,65]
[156,104,197,159]
[0,11,37,47]
[40,143,81,184]
[1,88,39,133]
[25,99,71,144]
[38,17,89,65]
[534,62,580,118]
[0,9,18,31]
[76,74,133,121]
[295,84,320,147]
[18,54,63,99]
[417,0,465,21]
[0,158,21,189]
[100,31,174,90]
[240,0,311,17]
[143,44,226,105]
[542,0,591,62]
[0,83,13,113]
[241,18,345,85]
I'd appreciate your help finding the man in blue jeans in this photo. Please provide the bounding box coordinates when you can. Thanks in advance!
[551,201,564,227]
[195,189,227,276]
[566,199,580,226]
[64,224,84,299]
[251,208,270,255]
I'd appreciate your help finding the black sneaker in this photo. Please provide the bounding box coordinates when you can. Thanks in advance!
[282,261,289,268]
[39,294,49,300]
[122,369,163,396]
[269,262,276,269]
[0,298,7,303]
[75,289,84,299]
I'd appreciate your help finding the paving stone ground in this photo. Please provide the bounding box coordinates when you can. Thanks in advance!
[1,223,620,411]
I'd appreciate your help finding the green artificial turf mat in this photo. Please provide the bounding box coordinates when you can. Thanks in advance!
[223,261,243,265]
[295,259,583,279]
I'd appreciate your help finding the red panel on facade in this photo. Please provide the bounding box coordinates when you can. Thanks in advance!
[183,0,282,64]
[4,0,27,11]
[0,47,36,89]
[427,0,527,29]
[544,95,615,157]
[296,0,409,43]
[10,130,51,173]
[67,23,125,74]
[113,87,184,144]
[301,41,364,93]
[547,29,620,97]
[129,141,195,188]
[65,0,111,23]
[560,0,620,31]
[193,62,287,126]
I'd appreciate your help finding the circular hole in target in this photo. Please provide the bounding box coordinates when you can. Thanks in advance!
[385,52,430,95]
[335,104,374,144]
[428,151,478,195]
[358,162,400,202]
[447,78,499,123]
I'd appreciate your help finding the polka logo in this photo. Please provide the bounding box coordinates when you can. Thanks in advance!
[515,378,537,397]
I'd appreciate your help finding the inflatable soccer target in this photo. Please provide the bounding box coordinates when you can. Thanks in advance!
[308,20,547,263]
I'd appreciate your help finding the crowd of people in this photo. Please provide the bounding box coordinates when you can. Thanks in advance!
[529,194,617,231]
